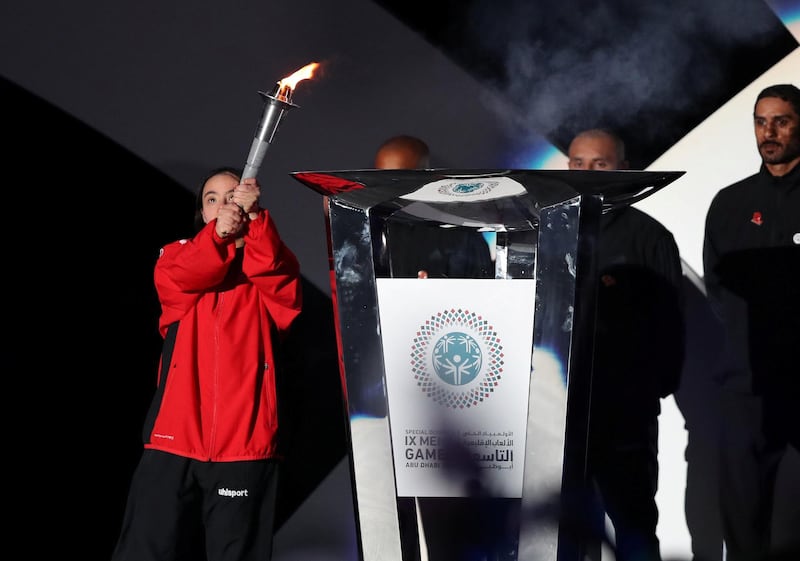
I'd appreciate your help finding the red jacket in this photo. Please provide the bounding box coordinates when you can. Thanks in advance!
[143,209,302,462]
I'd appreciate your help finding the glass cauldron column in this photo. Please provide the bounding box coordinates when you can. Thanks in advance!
[292,169,683,561]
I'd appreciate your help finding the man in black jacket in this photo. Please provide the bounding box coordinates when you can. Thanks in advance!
[568,128,686,561]
[703,83,800,561]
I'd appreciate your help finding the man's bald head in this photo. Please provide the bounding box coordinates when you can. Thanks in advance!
[567,128,628,171]
[374,135,431,169]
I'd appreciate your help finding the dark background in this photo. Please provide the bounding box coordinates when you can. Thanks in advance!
[376,0,797,168]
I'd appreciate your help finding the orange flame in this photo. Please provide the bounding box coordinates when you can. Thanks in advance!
[279,62,320,89]
[275,61,320,102]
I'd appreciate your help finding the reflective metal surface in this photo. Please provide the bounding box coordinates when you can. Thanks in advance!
[292,169,684,561]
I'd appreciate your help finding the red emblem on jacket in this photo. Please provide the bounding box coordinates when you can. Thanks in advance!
[751,211,763,226]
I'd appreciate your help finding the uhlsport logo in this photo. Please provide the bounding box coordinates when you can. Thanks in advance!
[410,308,504,409]
[436,180,498,198]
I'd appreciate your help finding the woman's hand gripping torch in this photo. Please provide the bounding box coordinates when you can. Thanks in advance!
[242,61,320,180]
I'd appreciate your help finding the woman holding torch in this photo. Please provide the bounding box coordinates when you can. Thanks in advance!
[111,167,303,561]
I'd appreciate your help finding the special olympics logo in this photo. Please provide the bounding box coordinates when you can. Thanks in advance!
[436,181,497,198]
[410,308,504,409]
[433,332,482,385]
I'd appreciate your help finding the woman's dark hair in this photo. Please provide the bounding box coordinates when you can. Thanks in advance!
[194,166,242,233]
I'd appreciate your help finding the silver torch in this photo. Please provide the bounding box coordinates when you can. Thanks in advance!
[242,61,320,180]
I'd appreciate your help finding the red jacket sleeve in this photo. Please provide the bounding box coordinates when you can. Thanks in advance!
[154,223,241,335]
[241,209,303,334]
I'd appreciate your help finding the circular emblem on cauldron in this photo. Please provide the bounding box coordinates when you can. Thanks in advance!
[410,308,504,409]
[436,180,498,197]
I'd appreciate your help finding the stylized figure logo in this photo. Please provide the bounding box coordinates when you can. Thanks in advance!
[432,331,482,386]
[436,180,498,198]
[411,308,504,409]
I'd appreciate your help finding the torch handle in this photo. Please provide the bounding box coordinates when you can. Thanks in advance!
[242,137,269,180]
[242,91,297,180]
